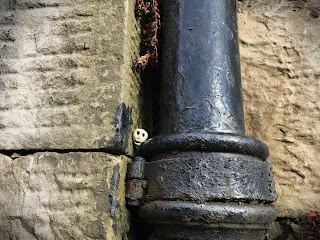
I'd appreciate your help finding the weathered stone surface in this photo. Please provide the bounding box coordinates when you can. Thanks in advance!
[238,0,320,217]
[269,220,303,240]
[0,152,130,240]
[0,0,143,154]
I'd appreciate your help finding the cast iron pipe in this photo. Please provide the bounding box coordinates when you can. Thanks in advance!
[140,0,277,239]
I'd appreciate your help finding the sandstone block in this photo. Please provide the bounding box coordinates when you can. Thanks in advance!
[0,152,130,240]
[0,0,143,155]
[238,0,320,217]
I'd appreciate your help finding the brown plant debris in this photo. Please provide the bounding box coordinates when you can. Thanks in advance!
[133,0,160,71]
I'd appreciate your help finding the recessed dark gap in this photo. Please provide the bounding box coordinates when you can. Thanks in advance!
[127,206,152,240]
[129,1,162,239]
[275,217,306,223]
[141,68,161,138]
[139,4,162,138]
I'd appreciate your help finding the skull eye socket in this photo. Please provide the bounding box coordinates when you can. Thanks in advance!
[142,133,145,137]
[137,131,141,135]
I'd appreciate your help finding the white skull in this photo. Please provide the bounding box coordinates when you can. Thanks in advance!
[133,129,148,146]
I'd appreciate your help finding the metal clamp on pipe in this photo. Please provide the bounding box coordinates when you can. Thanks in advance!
[140,0,278,239]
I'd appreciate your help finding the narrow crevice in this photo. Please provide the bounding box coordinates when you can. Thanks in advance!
[127,206,152,240]
[139,1,162,138]
[140,67,161,138]
[127,1,163,239]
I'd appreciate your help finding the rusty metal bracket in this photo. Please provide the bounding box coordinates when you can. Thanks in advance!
[126,157,147,207]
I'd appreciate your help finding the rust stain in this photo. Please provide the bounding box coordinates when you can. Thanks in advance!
[147,182,166,199]
[177,192,191,200]
[116,188,120,198]
[150,200,169,204]
[128,181,137,191]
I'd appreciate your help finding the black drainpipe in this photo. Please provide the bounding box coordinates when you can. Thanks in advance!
[139,0,278,239]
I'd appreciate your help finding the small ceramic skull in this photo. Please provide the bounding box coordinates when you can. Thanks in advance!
[133,129,148,146]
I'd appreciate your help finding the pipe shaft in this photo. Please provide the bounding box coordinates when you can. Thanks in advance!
[160,0,244,135]
[140,1,277,239]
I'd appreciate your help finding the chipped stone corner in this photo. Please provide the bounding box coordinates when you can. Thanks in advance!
[102,103,133,155]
